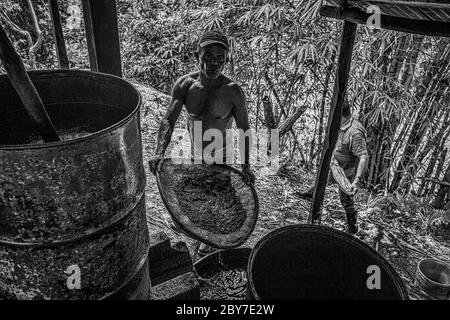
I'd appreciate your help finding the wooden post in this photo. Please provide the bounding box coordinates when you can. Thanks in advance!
[0,23,60,142]
[308,21,357,224]
[48,0,69,69]
[81,0,122,77]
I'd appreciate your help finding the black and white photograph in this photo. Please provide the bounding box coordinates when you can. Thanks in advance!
[0,0,449,306]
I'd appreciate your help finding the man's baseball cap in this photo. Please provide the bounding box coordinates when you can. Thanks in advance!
[198,30,229,50]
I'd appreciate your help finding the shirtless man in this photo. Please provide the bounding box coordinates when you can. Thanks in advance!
[149,30,255,254]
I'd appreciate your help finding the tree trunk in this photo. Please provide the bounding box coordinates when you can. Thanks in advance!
[431,162,450,209]
[401,34,424,90]
[264,71,283,126]
[389,42,450,191]
[262,95,276,130]
[363,33,395,185]
[309,116,317,167]
[419,124,450,197]
[26,0,43,69]
[278,105,307,137]
[416,107,450,166]
[367,132,381,187]
[262,95,276,154]
[390,107,416,164]
[392,98,442,191]
[376,35,410,188]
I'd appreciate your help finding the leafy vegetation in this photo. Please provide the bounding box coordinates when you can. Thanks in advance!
[1,0,449,203]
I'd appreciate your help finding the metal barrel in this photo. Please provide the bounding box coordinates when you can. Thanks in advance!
[0,70,150,300]
[416,258,450,300]
[247,224,408,300]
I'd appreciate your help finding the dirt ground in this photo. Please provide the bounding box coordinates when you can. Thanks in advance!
[135,82,450,300]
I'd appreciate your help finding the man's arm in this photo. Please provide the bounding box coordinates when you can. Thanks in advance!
[150,78,186,173]
[331,156,353,195]
[349,127,369,190]
[354,154,368,183]
[232,85,254,184]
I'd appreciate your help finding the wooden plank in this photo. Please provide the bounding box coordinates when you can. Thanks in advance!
[360,0,450,10]
[148,231,194,286]
[328,0,450,9]
[80,0,122,76]
[309,21,357,223]
[0,23,60,142]
[320,6,450,37]
[48,0,69,69]
[328,1,450,21]
[151,272,200,300]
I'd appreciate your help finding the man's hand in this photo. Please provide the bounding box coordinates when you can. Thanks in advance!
[149,156,164,175]
[350,177,361,195]
[242,164,255,185]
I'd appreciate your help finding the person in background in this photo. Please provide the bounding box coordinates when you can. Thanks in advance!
[149,30,255,255]
[297,99,368,234]
[431,168,450,211]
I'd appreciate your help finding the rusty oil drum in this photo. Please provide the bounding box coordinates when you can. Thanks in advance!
[0,70,150,299]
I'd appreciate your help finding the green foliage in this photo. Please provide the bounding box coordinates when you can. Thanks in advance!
[1,0,448,196]
[0,0,58,70]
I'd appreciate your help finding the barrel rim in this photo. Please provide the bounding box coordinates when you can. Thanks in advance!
[417,258,450,288]
[0,69,142,150]
[247,224,409,300]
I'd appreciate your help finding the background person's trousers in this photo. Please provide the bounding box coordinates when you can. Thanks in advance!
[339,168,357,228]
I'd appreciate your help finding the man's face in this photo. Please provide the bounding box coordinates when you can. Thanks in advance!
[198,44,228,80]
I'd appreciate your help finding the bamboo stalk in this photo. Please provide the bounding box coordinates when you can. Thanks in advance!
[423,178,450,188]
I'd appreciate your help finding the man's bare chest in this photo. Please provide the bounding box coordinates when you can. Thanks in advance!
[184,85,234,120]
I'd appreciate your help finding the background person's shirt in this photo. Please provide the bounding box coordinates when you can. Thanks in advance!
[334,117,368,170]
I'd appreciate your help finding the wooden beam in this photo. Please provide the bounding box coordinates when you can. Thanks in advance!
[48,0,69,69]
[367,1,450,10]
[309,21,357,224]
[81,0,122,76]
[320,5,450,37]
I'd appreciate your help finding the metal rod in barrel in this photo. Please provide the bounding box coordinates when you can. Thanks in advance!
[0,22,60,142]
